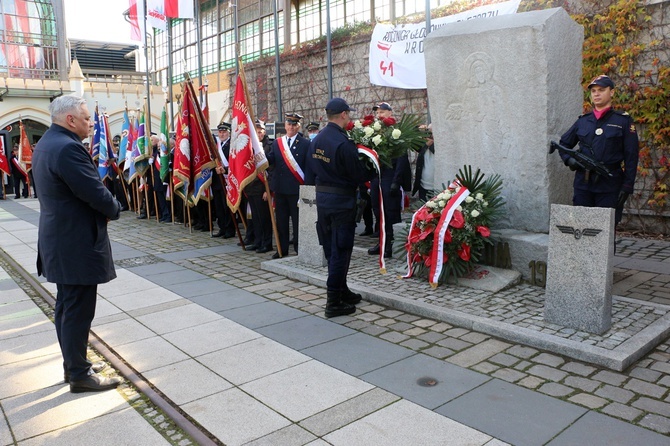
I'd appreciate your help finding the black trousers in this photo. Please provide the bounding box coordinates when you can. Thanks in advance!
[55,284,97,381]
[275,193,298,255]
[316,206,356,292]
[247,193,272,249]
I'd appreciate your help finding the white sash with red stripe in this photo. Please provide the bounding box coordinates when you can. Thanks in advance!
[357,145,387,274]
[12,157,29,183]
[277,136,304,185]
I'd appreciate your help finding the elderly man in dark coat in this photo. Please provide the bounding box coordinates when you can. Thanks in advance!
[32,95,122,393]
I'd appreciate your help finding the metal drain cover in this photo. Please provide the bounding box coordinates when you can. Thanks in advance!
[417,377,439,387]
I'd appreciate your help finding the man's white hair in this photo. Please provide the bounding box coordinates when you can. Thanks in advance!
[49,95,87,121]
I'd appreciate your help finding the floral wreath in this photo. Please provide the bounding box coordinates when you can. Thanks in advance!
[400,166,505,287]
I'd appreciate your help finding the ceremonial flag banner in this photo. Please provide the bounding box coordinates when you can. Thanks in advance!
[172,79,216,204]
[165,0,195,19]
[368,0,520,89]
[91,106,101,161]
[159,106,170,182]
[129,0,144,41]
[147,0,167,31]
[18,121,32,173]
[118,109,131,167]
[98,111,110,180]
[0,134,9,176]
[134,110,150,178]
[226,69,268,213]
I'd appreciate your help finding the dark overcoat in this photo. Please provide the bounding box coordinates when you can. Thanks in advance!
[32,124,121,285]
[267,135,309,195]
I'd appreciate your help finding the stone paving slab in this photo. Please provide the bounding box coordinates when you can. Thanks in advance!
[220,300,308,329]
[2,384,128,442]
[0,353,63,399]
[436,379,588,446]
[18,406,171,446]
[547,410,670,446]
[181,387,292,446]
[302,332,416,376]
[256,313,356,350]
[240,359,374,422]
[167,277,235,297]
[188,288,268,312]
[324,399,493,446]
[264,256,670,371]
[142,358,234,405]
[198,336,311,385]
[360,353,491,410]
[162,318,262,357]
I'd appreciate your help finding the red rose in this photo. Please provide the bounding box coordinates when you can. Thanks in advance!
[382,117,396,126]
[425,255,433,267]
[476,225,490,237]
[444,229,452,243]
[345,121,355,131]
[450,210,465,229]
[458,243,471,261]
[361,118,374,127]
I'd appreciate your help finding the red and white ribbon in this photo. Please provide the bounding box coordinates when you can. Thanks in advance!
[429,184,469,287]
[277,136,305,185]
[356,144,387,274]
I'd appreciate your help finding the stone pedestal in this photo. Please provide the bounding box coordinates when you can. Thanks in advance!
[298,185,326,266]
[544,204,614,334]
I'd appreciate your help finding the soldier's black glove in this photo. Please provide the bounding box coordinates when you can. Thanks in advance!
[389,182,400,195]
[566,157,584,171]
[617,190,630,208]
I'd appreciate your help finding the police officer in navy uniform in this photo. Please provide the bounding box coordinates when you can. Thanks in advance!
[305,98,375,318]
[559,75,639,225]
[267,112,310,258]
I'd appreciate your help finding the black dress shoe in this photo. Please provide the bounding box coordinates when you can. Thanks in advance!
[70,374,122,393]
[256,246,272,254]
[211,230,224,238]
[64,361,107,383]
[371,231,379,237]
[137,214,147,219]
[245,244,258,251]
[368,244,380,255]
[223,232,236,239]
[359,228,373,236]
[272,252,281,259]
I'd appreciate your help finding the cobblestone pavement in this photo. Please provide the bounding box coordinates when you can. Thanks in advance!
[106,212,670,437]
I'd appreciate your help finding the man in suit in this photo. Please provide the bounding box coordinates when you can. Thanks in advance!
[267,112,309,258]
[9,145,29,199]
[32,95,122,393]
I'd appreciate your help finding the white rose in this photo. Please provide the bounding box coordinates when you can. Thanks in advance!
[437,192,447,200]
[372,135,383,146]
[476,193,484,200]
[354,120,363,129]
[483,201,489,207]
[457,206,463,212]
[471,209,480,218]
[465,196,474,203]
[364,127,375,137]
[426,201,437,209]
[373,121,382,131]
[438,200,446,207]
[391,128,402,139]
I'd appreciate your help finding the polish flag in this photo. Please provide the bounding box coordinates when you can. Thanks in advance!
[165,0,194,19]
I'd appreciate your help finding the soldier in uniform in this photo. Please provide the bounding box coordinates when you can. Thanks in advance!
[558,75,639,225]
[306,98,375,318]
[267,113,309,258]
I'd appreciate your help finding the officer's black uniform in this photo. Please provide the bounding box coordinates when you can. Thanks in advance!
[559,99,638,224]
[305,99,375,317]
[267,127,309,257]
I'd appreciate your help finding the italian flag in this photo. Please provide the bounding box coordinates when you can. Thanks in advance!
[165,0,194,19]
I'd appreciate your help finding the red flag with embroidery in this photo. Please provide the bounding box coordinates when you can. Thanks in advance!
[226,68,268,212]
[172,80,216,204]
[0,134,9,176]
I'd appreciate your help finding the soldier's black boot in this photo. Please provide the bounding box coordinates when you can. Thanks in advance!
[325,291,356,318]
[342,288,362,305]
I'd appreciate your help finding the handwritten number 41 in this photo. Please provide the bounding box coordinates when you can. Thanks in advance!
[380,61,394,76]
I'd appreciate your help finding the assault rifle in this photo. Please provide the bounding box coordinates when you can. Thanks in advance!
[549,141,613,178]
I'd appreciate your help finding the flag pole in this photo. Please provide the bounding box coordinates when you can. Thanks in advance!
[145,98,160,222]
[237,57,282,257]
